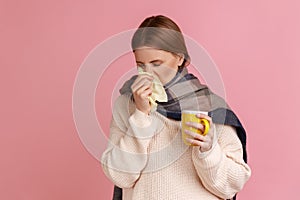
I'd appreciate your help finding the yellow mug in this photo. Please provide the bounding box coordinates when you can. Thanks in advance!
[181,110,210,146]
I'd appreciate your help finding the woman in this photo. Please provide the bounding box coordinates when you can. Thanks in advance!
[101,15,251,200]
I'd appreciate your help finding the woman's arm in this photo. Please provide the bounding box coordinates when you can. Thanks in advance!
[192,124,251,199]
[101,95,156,188]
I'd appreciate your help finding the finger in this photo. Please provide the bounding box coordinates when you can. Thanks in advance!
[186,137,212,152]
[134,74,154,85]
[184,129,207,142]
[185,138,203,146]
[186,121,205,132]
[132,80,152,93]
[135,83,152,95]
[196,113,212,124]
[139,87,153,99]
[131,77,153,92]
[132,77,152,87]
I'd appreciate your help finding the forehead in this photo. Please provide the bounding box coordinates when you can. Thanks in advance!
[134,47,174,61]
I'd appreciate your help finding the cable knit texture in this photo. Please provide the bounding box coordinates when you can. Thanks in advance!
[101,94,251,200]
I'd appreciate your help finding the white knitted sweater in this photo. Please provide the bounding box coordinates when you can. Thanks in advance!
[101,94,251,200]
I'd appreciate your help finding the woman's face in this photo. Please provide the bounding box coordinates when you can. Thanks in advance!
[134,47,184,85]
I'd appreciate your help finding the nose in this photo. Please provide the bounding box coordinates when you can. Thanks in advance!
[143,64,153,74]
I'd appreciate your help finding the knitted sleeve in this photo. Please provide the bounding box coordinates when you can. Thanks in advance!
[191,124,251,199]
[101,95,157,188]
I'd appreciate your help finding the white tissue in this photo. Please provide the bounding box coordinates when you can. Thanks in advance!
[137,67,168,111]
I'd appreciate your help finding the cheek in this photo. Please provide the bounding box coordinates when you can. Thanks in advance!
[153,68,167,80]
[154,67,177,84]
[167,58,180,70]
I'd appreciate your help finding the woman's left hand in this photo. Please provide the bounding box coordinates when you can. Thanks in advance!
[184,113,215,153]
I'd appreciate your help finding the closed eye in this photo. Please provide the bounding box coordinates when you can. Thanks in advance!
[152,62,161,67]
[150,60,162,67]
[136,60,163,67]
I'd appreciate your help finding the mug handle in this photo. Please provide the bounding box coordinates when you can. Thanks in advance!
[200,119,210,136]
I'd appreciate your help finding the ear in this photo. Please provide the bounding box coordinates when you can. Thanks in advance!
[177,53,185,66]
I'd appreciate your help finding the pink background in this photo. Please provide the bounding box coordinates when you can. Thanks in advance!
[1,0,299,199]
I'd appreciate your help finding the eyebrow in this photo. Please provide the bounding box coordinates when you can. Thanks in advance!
[136,59,163,64]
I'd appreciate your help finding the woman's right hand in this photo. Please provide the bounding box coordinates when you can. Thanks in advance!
[131,74,154,115]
